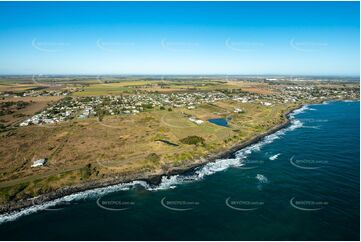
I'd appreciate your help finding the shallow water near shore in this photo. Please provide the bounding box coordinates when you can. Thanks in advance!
[0,101,359,240]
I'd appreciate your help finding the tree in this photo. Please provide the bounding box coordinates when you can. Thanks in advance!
[95,105,105,122]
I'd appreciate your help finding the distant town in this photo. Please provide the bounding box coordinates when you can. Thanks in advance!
[7,79,358,127]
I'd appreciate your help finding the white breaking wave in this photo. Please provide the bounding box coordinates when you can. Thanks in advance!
[289,105,310,117]
[256,174,269,183]
[0,180,149,224]
[287,119,303,131]
[195,158,243,179]
[269,153,281,161]
[0,105,308,224]
[150,158,245,191]
[232,119,302,161]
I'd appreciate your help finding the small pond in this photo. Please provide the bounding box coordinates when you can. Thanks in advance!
[208,118,229,127]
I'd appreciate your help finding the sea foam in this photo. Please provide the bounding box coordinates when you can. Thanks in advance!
[269,153,281,161]
[256,174,269,183]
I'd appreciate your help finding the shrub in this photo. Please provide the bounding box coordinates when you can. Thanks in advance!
[146,153,160,163]
[80,164,92,180]
[142,104,153,109]
[180,136,205,145]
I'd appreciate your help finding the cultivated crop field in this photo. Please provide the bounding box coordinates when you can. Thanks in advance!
[73,79,275,96]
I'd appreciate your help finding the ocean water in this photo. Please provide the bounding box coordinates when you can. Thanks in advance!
[0,100,359,240]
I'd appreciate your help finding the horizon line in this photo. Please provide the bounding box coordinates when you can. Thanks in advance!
[0,74,359,78]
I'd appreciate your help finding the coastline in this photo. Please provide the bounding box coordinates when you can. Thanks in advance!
[0,100,346,218]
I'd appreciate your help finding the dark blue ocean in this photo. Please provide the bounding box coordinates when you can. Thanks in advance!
[0,100,359,240]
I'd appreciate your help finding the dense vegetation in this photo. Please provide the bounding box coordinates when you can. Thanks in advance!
[180,135,205,145]
[0,101,30,116]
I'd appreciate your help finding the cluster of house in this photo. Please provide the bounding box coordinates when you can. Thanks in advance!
[79,107,94,119]
[258,84,359,104]
[19,99,76,126]
[19,113,63,126]
[23,89,71,97]
[19,92,244,126]
[18,85,359,127]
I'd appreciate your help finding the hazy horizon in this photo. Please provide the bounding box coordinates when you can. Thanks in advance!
[0,74,359,78]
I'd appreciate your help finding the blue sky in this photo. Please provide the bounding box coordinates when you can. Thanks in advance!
[0,1,359,76]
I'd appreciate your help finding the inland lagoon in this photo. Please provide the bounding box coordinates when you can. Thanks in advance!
[208,118,229,127]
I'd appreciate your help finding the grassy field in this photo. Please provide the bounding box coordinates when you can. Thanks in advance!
[72,79,275,96]
[0,99,295,204]
[0,83,40,92]
[0,77,277,96]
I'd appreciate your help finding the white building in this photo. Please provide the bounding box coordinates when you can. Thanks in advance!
[189,117,204,125]
[31,158,47,168]
[234,108,244,113]
[261,102,272,106]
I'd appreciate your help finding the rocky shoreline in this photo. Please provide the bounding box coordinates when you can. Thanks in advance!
[0,103,303,216]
